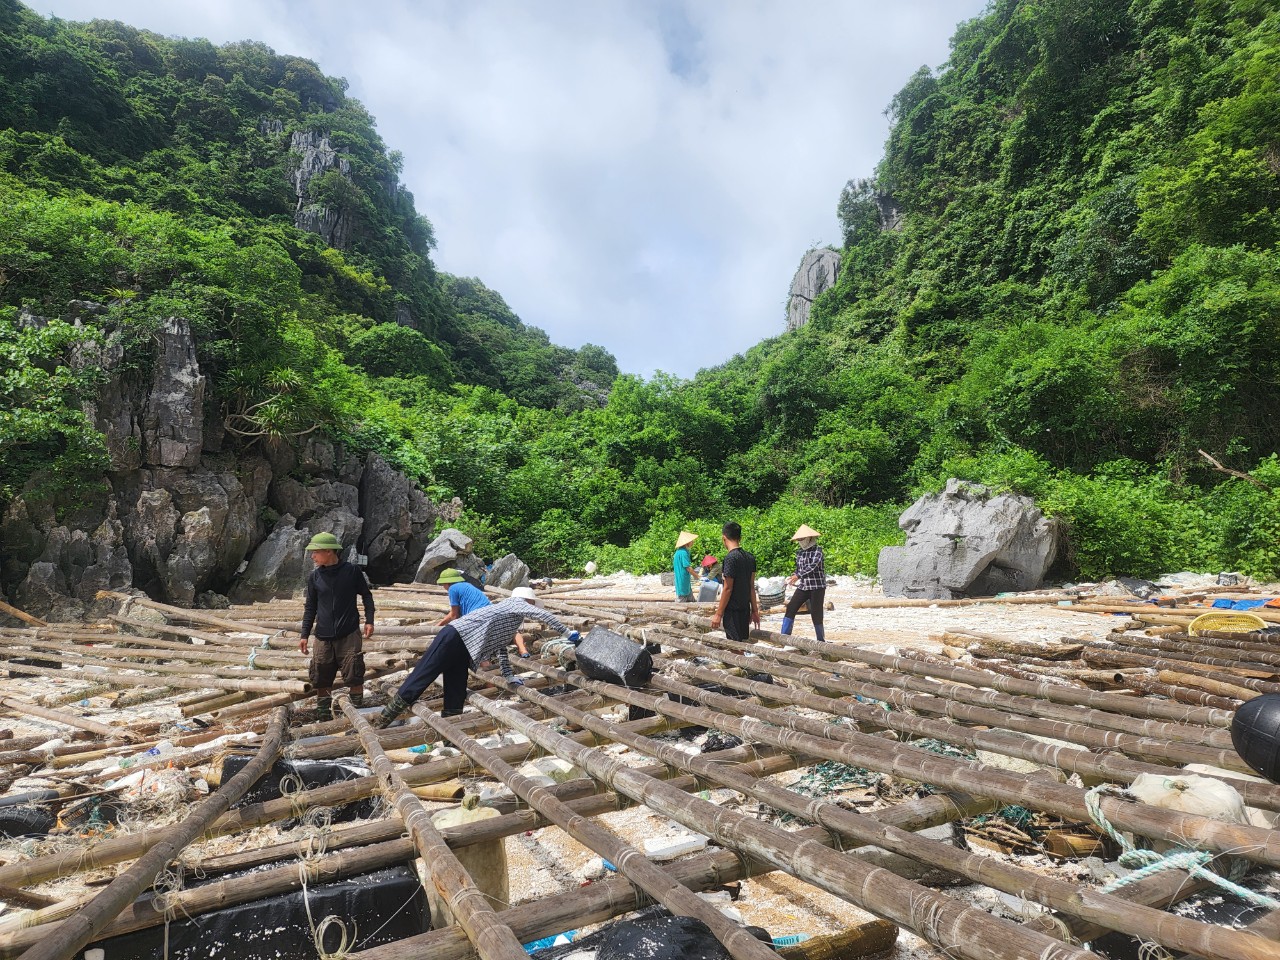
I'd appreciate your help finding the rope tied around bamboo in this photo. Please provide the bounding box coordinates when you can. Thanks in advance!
[1083,785,1280,910]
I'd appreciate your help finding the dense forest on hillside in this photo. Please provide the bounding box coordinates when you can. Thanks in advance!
[1,0,1279,581]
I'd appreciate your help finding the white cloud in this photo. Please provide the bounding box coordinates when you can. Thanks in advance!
[33,0,987,376]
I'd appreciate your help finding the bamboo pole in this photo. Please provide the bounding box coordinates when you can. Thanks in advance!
[16,707,290,960]
[681,626,1236,751]
[522,656,1280,869]
[335,692,530,960]
[646,627,1251,775]
[411,704,781,960]
[0,632,308,676]
[0,698,679,890]
[0,696,131,740]
[457,680,1095,960]
[1125,675,1242,710]
[845,594,1081,609]
[1157,670,1260,702]
[13,782,978,960]
[659,655,1275,806]
[495,664,1278,960]
[0,599,45,627]
[0,649,308,694]
[1112,633,1280,667]
[542,595,1234,728]
[1106,640,1280,674]
[1084,647,1280,694]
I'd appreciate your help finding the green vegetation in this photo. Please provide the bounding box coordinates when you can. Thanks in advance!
[2,0,1279,582]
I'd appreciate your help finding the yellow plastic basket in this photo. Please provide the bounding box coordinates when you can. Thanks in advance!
[1189,612,1268,636]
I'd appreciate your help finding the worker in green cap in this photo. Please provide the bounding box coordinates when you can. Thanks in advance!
[299,532,375,720]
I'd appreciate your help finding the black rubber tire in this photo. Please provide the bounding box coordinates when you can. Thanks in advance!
[0,805,55,839]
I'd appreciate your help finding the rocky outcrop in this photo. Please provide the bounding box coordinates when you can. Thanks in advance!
[0,493,133,622]
[143,318,205,468]
[1,303,444,618]
[414,528,486,585]
[488,553,530,590]
[878,480,1060,600]
[229,516,314,603]
[359,454,435,582]
[786,249,841,332]
[290,130,354,249]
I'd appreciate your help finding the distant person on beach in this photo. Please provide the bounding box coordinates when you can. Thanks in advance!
[783,524,826,642]
[673,530,698,602]
[299,532,375,721]
[710,521,759,642]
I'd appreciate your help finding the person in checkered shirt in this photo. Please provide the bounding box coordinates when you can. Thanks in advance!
[782,524,826,642]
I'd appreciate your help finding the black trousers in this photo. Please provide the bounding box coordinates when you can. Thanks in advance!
[785,587,826,630]
[396,624,473,712]
[723,607,752,642]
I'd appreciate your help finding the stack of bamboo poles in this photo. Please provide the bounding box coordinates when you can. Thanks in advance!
[2,582,1280,960]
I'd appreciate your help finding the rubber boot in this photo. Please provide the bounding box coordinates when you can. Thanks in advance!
[441,708,464,718]
[349,686,364,708]
[780,617,795,636]
[372,695,409,729]
[814,624,825,644]
[315,695,332,722]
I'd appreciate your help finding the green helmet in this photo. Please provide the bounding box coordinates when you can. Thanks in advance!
[306,532,342,552]
[437,568,465,584]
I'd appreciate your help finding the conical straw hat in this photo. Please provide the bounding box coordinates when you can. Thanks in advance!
[675,530,699,549]
[791,524,821,541]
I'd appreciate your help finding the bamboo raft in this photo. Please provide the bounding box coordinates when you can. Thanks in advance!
[0,581,1277,960]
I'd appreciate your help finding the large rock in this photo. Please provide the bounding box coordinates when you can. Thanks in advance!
[3,497,133,621]
[878,480,1060,600]
[786,249,841,332]
[359,454,434,582]
[487,553,530,590]
[290,130,355,249]
[76,328,144,471]
[229,516,314,603]
[414,528,484,584]
[142,317,205,468]
[116,464,262,605]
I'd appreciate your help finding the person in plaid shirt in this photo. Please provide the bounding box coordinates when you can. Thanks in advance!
[373,587,579,728]
[782,524,826,642]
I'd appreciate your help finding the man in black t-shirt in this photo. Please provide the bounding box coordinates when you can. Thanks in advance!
[299,532,375,720]
[710,521,759,643]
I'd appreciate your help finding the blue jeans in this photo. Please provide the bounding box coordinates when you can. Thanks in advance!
[396,625,473,712]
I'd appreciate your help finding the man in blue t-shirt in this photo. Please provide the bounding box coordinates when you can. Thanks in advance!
[435,567,528,656]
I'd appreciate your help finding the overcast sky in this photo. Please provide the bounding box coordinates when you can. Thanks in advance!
[36,1,987,377]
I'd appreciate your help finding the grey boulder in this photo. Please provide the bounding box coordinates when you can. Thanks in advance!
[488,553,530,590]
[414,528,479,584]
[878,479,1060,600]
[359,454,435,582]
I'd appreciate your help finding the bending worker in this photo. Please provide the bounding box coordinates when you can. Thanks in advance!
[299,532,375,720]
[375,587,578,727]
[782,524,826,642]
[436,567,528,656]
[436,567,490,626]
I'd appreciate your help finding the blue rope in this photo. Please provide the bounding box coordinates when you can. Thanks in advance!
[1085,784,1280,909]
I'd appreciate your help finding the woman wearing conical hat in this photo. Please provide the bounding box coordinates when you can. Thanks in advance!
[673,530,698,602]
[783,524,825,642]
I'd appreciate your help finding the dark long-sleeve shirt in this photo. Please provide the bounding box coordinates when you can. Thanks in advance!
[301,561,375,640]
